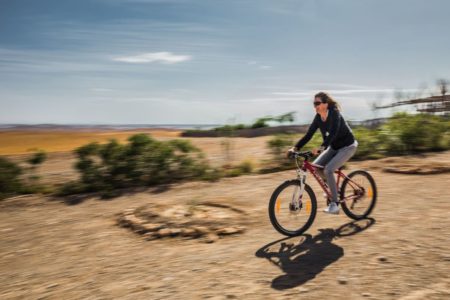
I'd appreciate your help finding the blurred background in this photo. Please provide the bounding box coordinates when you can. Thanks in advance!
[0,1,449,299]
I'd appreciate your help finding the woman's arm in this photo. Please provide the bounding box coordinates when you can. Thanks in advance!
[321,109,341,148]
[294,115,319,149]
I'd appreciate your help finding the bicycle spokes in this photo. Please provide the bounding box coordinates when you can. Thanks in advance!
[290,184,301,210]
[272,183,313,232]
[341,171,376,219]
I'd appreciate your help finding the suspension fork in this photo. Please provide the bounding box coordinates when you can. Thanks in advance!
[292,168,307,209]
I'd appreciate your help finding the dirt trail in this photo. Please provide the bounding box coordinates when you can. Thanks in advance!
[1,156,450,299]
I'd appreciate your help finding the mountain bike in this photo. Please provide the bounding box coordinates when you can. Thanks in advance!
[269,150,377,236]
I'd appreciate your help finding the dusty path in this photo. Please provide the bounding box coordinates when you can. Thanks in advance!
[1,158,450,299]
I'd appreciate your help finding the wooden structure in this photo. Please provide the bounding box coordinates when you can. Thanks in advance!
[376,94,450,115]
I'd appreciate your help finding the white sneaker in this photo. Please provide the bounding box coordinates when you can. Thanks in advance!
[323,202,340,214]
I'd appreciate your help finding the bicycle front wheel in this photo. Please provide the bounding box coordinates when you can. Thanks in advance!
[269,180,317,236]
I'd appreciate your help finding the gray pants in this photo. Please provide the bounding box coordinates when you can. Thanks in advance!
[313,141,358,203]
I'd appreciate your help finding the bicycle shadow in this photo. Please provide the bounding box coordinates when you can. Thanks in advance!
[255,218,375,290]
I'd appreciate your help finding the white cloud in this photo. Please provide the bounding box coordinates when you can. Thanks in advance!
[113,51,192,64]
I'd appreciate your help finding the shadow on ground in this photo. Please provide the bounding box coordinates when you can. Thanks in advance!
[255,218,375,290]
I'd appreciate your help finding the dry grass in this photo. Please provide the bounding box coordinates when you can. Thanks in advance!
[0,130,181,155]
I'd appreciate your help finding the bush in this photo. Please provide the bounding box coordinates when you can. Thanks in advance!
[263,113,450,167]
[0,157,23,200]
[381,113,448,153]
[237,160,254,173]
[225,160,254,177]
[27,150,47,166]
[261,134,296,172]
[65,134,213,197]
[267,134,294,160]
[201,167,224,182]
[352,127,384,160]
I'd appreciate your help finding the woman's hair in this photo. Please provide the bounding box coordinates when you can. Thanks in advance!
[315,92,341,111]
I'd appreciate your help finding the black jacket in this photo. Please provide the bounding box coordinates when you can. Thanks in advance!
[295,107,355,150]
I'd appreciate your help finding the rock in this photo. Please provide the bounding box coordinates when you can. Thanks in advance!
[377,256,388,262]
[157,228,172,238]
[169,228,182,236]
[144,232,159,241]
[362,292,371,297]
[236,225,246,232]
[180,228,197,237]
[117,216,130,227]
[337,277,348,285]
[118,203,248,243]
[204,233,219,243]
[118,214,147,232]
[216,227,241,235]
[192,226,210,235]
[193,212,208,219]
[126,215,145,225]
[142,223,164,232]
[123,208,135,216]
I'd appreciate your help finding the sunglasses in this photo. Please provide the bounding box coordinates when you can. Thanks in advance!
[313,101,323,107]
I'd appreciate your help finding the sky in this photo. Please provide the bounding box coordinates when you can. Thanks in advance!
[1,0,449,125]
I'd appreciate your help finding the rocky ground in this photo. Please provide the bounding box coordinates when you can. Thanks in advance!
[1,152,450,299]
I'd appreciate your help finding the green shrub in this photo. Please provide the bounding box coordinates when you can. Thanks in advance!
[66,133,212,197]
[263,113,449,166]
[56,181,89,196]
[225,160,254,177]
[352,127,384,159]
[0,157,23,200]
[380,113,448,154]
[237,160,254,174]
[267,134,294,159]
[201,167,224,182]
[27,150,47,166]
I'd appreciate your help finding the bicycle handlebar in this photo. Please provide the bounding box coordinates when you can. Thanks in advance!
[288,150,313,160]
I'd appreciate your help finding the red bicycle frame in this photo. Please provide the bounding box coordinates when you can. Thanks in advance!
[301,160,364,203]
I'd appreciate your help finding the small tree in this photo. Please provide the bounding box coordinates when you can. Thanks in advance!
[251,117,271,128]
[274,111,296,124]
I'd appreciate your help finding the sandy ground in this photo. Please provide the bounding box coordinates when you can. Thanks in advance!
[1,151,450,299]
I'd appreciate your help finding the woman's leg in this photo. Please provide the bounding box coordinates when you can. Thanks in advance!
[313,147,337,181]
[323,144,358,203]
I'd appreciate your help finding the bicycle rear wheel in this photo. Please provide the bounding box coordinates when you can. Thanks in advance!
[269,180,317,236]
[340,170,377,220]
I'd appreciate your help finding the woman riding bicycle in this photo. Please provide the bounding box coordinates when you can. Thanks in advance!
[287,92,358,215]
